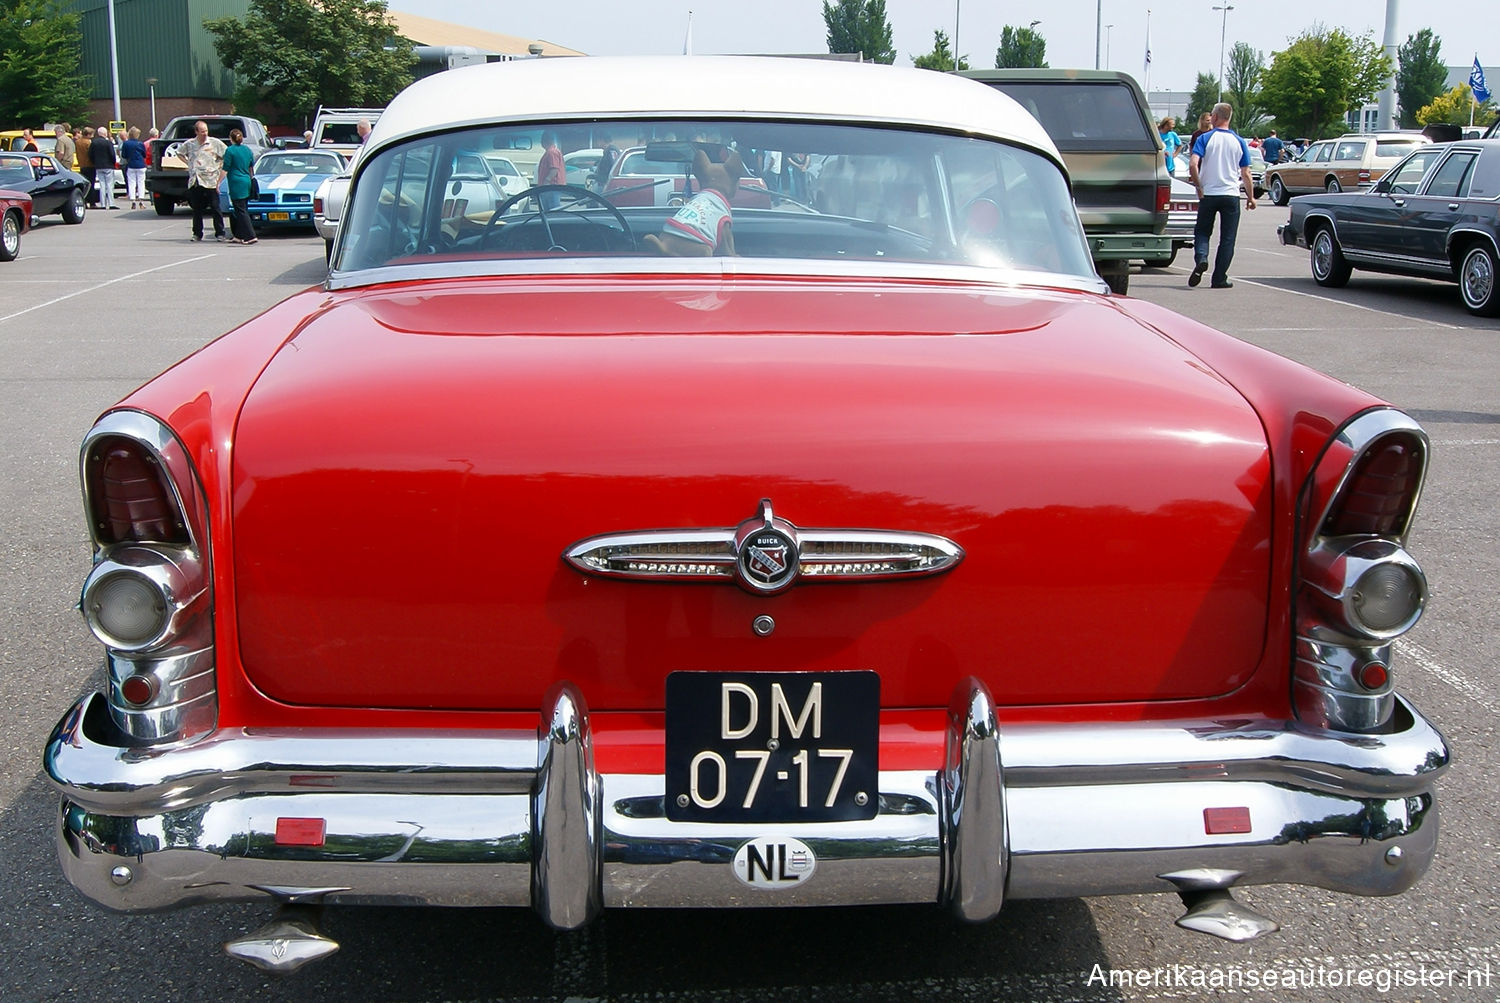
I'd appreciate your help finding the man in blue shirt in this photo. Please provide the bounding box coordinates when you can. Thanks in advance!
[1260,129,1284,164]
[1188,103,1257,289]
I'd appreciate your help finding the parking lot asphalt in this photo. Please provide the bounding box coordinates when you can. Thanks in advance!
[1,205,1496,1002]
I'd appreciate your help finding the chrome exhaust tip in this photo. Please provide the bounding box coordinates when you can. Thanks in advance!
[224,904,340,973]
[1174,889,1280,942]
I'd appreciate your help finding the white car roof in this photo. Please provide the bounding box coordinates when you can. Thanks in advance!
[369,56,1062,169]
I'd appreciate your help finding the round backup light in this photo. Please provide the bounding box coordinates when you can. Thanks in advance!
[120,673,156,706]
[1358,662,1390,690]
[1350,563,1424,635]
[86,571,168,648]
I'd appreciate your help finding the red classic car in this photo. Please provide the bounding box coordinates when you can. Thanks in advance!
[0,187,30,261]
[45,57,1447,974]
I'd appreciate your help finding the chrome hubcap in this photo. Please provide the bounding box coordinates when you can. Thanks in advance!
[1313,233,1332,278]
[2,217,15,253]
[1464,251,1494,306]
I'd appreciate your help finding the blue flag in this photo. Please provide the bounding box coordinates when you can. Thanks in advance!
[1472,57,1490,104]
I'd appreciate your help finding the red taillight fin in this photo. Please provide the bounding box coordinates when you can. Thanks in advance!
[87,439,188,545]
[1321,434,1424,538]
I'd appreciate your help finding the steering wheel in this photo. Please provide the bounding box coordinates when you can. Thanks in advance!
[481,184,633,252]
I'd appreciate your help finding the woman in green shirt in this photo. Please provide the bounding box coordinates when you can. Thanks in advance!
[223,129,257,244]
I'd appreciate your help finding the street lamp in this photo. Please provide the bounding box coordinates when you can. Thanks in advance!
[145,78,157,131]
[1105,24,1114,68]
[1214,4,1235,104]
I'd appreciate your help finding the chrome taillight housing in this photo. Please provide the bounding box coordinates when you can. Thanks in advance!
[80,411,216,745]
[1295,410,1428,733]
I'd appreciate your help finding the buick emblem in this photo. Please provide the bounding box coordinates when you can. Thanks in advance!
[733,501,800,593]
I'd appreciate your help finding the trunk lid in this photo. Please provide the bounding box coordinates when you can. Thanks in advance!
[231,277,1271,711]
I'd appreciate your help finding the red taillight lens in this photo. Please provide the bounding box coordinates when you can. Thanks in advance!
[314,196,323,214]
[1321,434,1424,537]
[87,439,187,545]
[1156,182,1171,214]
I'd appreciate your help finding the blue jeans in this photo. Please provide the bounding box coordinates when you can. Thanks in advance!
[1193,194,1241,285]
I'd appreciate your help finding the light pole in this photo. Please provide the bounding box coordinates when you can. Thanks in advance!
[1094,0,1102,69]
[954,0,960,73]
[1105,24,1114,68]
[1213,4,1235,104]
[146,78,158,131]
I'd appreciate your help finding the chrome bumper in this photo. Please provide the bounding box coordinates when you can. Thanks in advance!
[45,679,1448,924]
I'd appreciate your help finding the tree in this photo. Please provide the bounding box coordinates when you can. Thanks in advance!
[0,0,91,126]
[1225,42,1268,134]
[204,0,416,124]
[1396,29,1449,128]
[823,0,895,64]
[913,29,967,71]
[1185,72,1220,128]
[1416,85,1498,128]
[1259,26,1392,139]
[994,26,1047,69]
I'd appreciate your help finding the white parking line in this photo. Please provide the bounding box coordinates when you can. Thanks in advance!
[0,255,215,325]
[1234,277,1461,330]
[1400,639,1498,714]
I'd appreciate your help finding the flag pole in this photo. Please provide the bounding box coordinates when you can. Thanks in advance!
[1144,9,1152,94]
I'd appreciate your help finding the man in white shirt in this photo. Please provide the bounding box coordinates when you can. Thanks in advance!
[1188,102,1257,289]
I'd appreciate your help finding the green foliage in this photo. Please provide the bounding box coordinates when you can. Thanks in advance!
[1185,73,1220,128]
[822,0,895,64]
[1259,26,1392,139]
[204,0,417,124]
[994,26,1047,69]
[1417,85,1498,127]
[1396,29,1449,128]
[913,29,967,71]
[0,0,91,126]
[1225,42,1269,133]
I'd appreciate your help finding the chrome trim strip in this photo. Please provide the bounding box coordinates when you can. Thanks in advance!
[1293,639,1395,733]
[942,678,1007,921]
[326,253,1107,295]
[532,683,602,929]
[564,499,964,593]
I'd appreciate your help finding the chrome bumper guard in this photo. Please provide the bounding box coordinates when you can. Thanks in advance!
[45,679,1448,923]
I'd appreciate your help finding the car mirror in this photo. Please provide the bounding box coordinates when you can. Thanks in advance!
[643,142,697,164]
[1373,179,1391,194]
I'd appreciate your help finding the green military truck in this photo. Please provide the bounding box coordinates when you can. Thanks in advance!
[959,69,1172,295]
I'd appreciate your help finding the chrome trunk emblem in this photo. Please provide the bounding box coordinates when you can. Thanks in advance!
[563,499,963,595]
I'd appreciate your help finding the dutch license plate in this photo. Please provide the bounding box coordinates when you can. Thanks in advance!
[269,211,289,221]
[666,671,878,823]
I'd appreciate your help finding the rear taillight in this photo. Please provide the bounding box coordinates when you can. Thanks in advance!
[314,196,323,214]
[86,439,187,545]
[1320,433,1425,537]
[1295,411,1429,734]
[80,411,216,746]
[1156,182,1171,214]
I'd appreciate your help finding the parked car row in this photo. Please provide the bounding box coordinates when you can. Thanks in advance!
[1278,137,1500,316]
[0,151,91,260]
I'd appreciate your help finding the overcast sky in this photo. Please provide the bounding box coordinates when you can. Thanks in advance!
[394,0,1493,95]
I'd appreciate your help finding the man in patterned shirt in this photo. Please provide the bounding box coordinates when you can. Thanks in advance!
[166,121,228,241]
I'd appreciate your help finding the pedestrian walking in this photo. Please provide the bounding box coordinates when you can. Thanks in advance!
[222,129,257,244]
[165,121,228,241]
[120,127,148,208]
[91,127,118,209]
[21,129,38,152]
[1188,102,1257,290]
[1261,129,1285,165]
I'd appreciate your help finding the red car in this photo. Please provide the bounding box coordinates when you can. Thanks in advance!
[0,187,30,261]
[44,57,1447,975]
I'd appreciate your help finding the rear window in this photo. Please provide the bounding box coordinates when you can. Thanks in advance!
[977,81,1157,153]
[1334,141,1366,161]
[1376,141,1422,158]
[0,157,32,185]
